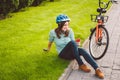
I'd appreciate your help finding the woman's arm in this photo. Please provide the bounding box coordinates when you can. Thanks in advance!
[43,30,54,52]
[47,42,53,51]
[43,42,53,52]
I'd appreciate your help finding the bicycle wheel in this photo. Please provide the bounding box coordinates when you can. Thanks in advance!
[89,26,109,60]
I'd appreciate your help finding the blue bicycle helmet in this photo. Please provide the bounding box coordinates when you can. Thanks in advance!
[56,14,70,23]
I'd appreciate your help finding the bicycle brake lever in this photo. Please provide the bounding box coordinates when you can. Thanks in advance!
[111,0,118,4]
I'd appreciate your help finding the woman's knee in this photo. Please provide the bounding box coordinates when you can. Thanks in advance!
[70,40,77,47]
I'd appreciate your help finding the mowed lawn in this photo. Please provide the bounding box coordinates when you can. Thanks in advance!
[0,0,109,80]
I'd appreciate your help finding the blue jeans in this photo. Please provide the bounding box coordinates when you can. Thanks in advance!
[59,40,98,70]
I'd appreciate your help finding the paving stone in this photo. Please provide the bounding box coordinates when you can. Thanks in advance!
[113,56,120,70]
[67,70,83,80]
[111,70,120,80]
[101,54,115,68]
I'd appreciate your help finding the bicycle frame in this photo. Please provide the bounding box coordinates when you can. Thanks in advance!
[94,0,116,43]
[89,0,117,60]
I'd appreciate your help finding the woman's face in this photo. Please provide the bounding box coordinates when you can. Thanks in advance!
[61,21,69,31]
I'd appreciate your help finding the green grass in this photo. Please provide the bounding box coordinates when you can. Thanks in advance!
[0,0,109,80]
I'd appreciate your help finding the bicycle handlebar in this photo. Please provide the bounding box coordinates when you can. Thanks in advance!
[99,0,117,9]
[91,0,118,22]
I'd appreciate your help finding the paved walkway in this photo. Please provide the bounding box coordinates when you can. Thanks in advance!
[59,0,120,80]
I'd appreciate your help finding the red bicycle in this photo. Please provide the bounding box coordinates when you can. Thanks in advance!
[89,0,117,60]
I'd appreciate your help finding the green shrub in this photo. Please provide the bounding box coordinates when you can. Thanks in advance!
[0,0,19,16]
[15,0,34,11]
[31,0,46,6]
[50,0,54,2]
[0,0,46,16]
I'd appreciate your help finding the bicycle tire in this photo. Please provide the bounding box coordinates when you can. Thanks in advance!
[89,25,109,60]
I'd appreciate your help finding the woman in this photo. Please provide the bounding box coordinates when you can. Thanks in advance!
[44,14,104,79]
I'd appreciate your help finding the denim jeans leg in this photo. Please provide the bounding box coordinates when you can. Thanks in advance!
[70,41,84,65]
[78,48,99,70]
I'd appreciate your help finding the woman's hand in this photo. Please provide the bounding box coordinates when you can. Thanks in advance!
[43,48,49,52]
[43,42,53,52]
